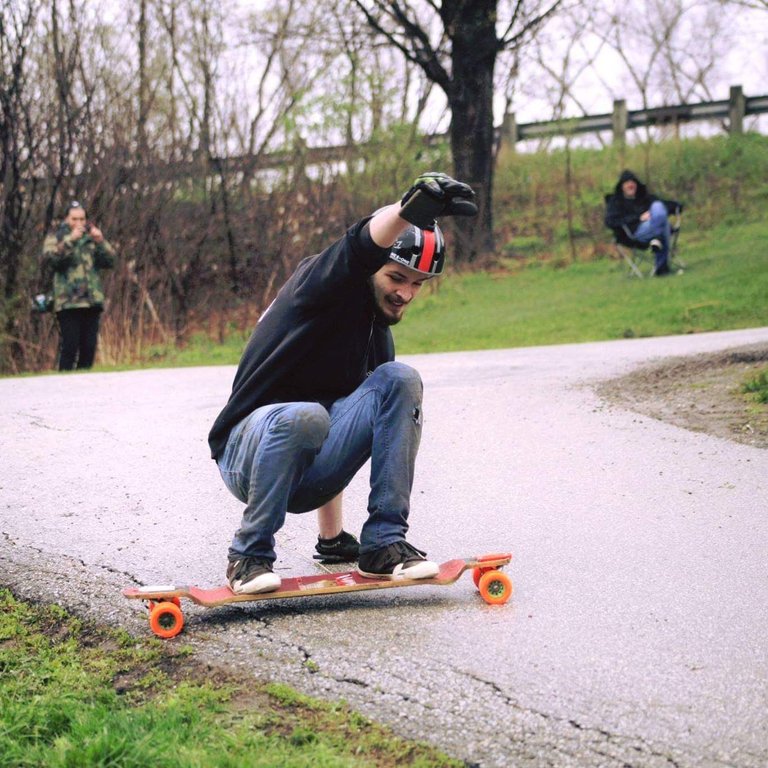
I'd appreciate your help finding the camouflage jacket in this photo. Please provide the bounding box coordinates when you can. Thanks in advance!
[42,224,116,312]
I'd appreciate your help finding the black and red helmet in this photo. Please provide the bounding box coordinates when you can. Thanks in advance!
[388,224,446,276]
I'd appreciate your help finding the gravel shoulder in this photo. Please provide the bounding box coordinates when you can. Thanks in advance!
[597,342,768,450]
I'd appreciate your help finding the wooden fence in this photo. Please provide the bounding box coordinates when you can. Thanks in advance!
[500,85,768,147]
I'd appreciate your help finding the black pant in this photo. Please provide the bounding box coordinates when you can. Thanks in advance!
[57,307,103,370]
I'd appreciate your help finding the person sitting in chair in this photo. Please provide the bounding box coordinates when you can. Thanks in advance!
[605,170,672,276]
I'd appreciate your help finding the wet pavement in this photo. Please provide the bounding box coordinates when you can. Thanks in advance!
[3,326,768,767]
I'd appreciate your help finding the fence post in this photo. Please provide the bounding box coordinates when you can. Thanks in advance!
[498,112,518,156]
[612,99,628,147]
[729,85,745,135]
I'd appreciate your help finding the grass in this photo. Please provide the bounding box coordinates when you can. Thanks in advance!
[494,133,768,242]
[393,220,768,354]
[90,218,768,371]
[0,589,461,768]
[742,368,768,404]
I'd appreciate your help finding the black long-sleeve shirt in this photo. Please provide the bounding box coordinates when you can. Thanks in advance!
[604,170,659,232]
[208,217,395,460]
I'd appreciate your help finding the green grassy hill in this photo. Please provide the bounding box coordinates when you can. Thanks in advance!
[100,133,768,369]
[394,219,768,354]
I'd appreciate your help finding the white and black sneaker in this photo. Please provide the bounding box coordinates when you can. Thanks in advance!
[357,540,439,581]
[649,238,662,252]
[227,556,281,594]
[314,529,360,563]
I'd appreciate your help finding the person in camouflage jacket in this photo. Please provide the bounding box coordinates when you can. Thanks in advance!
[42,201,116,370]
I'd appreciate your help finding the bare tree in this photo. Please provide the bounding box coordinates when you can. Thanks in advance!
[1,3,42,369]
[591,0,736,142]
[524,2,609,146]
[719,0,768,7]
[137,0,150,159]
[348,0,563,261]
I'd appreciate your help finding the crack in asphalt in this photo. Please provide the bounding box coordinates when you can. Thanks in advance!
[1,531,144,587]
[13,412,72,431]
[455,668,685,767]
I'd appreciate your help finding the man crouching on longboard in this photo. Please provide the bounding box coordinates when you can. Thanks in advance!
[208,173,477,594]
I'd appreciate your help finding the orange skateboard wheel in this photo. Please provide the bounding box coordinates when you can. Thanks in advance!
[478,570,513,605]
[148,601,184,639]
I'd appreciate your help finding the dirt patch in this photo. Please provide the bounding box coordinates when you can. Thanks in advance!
[598,343,768,449]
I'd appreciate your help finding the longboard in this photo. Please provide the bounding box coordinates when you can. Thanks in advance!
[124,552,513,638]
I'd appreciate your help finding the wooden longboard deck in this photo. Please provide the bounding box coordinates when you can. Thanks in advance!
[123,553,511,607]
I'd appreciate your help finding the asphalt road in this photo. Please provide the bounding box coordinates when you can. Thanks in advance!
[3,327,768,767]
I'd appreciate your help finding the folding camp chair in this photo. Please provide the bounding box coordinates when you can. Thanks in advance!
[606,198,685,278]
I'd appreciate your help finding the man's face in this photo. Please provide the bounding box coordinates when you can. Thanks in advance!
[369,263,430,325]
[621,179,637,198]
[66,207,87,229]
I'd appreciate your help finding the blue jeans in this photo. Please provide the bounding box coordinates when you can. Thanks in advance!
[631,200,670,271]
[217,361,423,562]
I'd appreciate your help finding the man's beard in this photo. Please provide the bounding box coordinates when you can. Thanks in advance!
[369,277,404,326]
[373,300,403,326]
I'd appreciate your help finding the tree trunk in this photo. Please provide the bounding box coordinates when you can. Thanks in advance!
[137,0,149,159]
[442,1,499,261]
[448,16,498,259]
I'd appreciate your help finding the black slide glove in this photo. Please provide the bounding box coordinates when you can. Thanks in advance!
[399,172,478,229]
